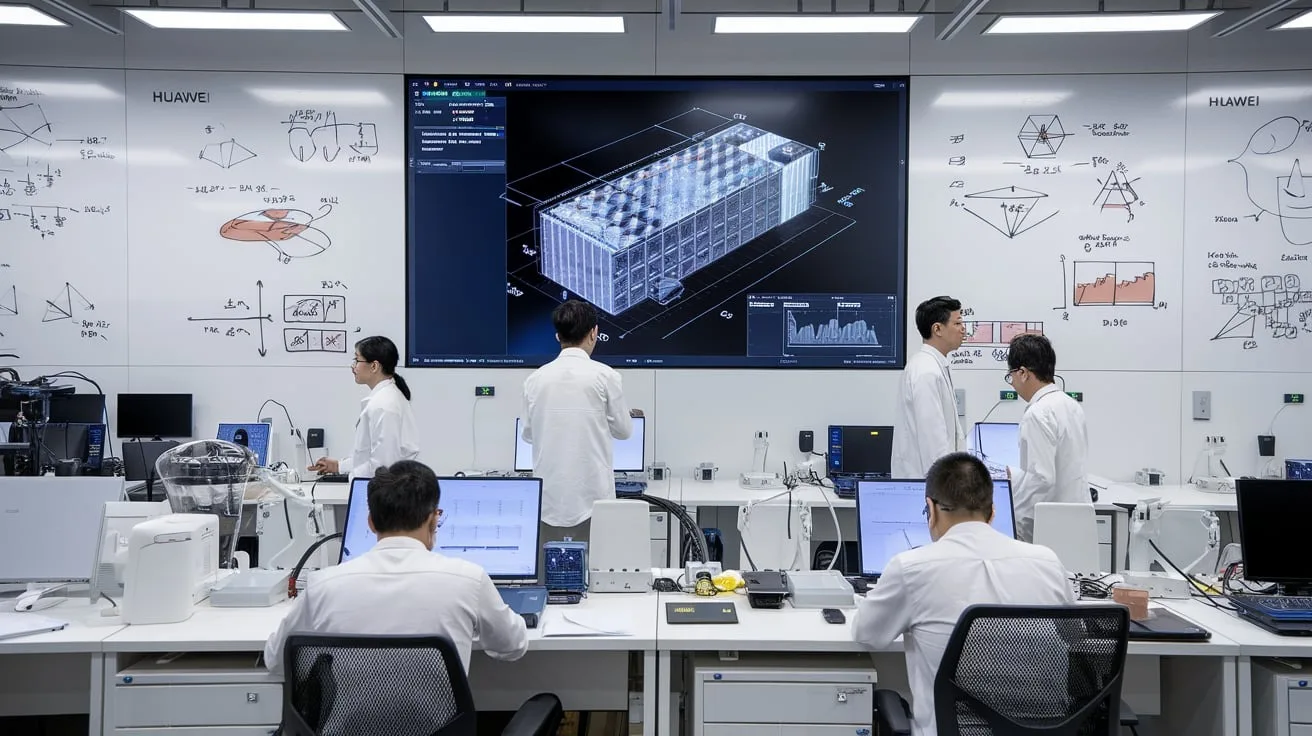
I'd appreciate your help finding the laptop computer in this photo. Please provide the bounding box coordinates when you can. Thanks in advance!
[971,422,1019,480]
[515,416,648,495]
[339,475,549,628]
[216,422,271,467]
[854,478,1017,580]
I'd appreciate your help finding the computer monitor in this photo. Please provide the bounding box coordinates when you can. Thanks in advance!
[855,478,1016,578]
[217,422,271,466]
[339,475,543,583]
[826,425,894,477]
[972,422,1020,479]
[48,393,106,424]
[0,476,125,584]
[514,416,645,473]
[1236,478,1312,588]
[117,393,193,439]
[1287,459,1312,481]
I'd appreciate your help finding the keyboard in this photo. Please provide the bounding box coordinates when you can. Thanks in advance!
[1231,594,1312,619]
[547,591,583,605]
[314,473,349,483]
[615,480,647,495]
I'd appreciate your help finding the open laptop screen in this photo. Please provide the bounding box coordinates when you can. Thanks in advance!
[216,422,271,466]
[339,476,543,582]
[856,478,1016,578]
[972,422,1019,479]
[514,416,645,473]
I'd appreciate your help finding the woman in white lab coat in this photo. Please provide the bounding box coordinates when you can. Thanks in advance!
[308,335,420,480]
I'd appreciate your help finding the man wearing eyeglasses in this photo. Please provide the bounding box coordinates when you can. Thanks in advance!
[852,453,1072,736]
[1003,333,1089,542]
[263,460,528,675]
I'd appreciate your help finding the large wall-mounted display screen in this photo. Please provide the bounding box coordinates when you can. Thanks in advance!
[406,76,909,369]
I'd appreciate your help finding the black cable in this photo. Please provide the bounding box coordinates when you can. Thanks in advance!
[1148,539,1238,611]
[288,532,344,597]
[636,494,707,563]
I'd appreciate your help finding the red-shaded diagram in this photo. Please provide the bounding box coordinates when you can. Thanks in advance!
[1073,261,1155,306]
[218,204,332,261]
[962,320,1043,347]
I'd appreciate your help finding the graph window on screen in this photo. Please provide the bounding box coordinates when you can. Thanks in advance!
[339,477,542,581]
[405,76,909,369]
[856,478,1015,577]
[973,422,1019,479]
[514,417,645,473]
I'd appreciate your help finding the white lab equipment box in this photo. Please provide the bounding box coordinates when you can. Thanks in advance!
[1254,659,1312,735]
[690,653,876,736]
[112,653,281,734]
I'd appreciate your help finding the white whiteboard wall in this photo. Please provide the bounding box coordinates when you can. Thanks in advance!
[124,71,404,367]
[0,66,128,366]
[908,74,1187,372]
[1182,71,1312,372]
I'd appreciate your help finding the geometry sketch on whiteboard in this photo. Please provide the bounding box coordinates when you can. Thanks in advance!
[218,204,332,262]
[200,138,256,169]
[186,280,273,357]
[0,103,53,154]
[0,285,17,316]
[1072,261,1155,306]
[284,328,349,353]
[285,111,378,163]
[1211,274,1312,342]
[283,294,346,324]
[42,282,94,323]
[1093,164,1143,223]
[962,186,1059,239]
[1230,116,1312,246]
[1017,115,1071,159]
[961,320,1044,347]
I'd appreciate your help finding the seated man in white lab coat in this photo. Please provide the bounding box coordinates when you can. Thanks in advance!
[264,460,528,675]
[852,452,1073,736]
[1004,333,1089,542]
[892,295,967,478]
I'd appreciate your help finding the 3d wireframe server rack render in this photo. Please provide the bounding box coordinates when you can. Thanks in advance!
[537,123,819,315]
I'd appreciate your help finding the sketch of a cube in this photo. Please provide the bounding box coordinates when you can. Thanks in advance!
[537,123,819,315]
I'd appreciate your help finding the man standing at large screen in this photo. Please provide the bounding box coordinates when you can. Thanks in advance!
[522,300,643,568]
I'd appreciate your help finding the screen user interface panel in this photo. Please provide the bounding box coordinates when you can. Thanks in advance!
[514,416,645,473]
[339,476,542,581]
[856,478,1016,577]
[405,76,909,369]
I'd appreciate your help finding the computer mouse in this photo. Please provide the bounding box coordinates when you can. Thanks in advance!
[14,594,64,612]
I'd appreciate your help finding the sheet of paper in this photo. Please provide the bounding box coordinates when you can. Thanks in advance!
[542,611,632,637]
[0,612,69,640]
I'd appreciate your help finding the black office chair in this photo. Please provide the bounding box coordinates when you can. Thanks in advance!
[278,634,563,736]
[874,604,1130,736]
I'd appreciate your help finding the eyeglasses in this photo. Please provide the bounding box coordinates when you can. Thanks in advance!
[923,498,954,520]
[436,508,446,528]
[1004,368,1021,385]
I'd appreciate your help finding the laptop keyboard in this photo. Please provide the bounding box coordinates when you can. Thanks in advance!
[1232,594,1312,616]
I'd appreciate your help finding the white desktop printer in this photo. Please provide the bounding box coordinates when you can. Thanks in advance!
[122,513,220,625]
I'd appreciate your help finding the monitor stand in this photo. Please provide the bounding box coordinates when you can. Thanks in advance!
[12,582,72,612]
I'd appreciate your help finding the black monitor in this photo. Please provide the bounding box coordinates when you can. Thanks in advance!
[826,425,894,477]
[117,393,193,439]
[1235,478,1312,590]
[48,393,106,424]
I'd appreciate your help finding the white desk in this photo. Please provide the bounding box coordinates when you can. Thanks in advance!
[653,590,1244,736]
[0,598,125,735]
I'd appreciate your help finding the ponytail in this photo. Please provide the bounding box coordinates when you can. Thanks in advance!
[392,372,412,401]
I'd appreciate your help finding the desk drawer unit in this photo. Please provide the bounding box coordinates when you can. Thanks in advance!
[1254,660,1312,735]
[691,654,875,736]
[113,653,281,733]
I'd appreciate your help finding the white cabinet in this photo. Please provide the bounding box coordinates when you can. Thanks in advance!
[1254,659,1312,736]
[689,654,876,736]
[111,653,280,735]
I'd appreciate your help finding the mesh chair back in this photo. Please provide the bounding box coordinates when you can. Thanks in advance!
[282,634,477,736]
[934,604,1129,736]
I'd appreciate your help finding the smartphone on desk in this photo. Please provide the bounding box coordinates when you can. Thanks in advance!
[822,608,846,624]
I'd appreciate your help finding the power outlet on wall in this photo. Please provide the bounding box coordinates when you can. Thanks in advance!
[954,389,967,417]
[1192,390,1211,421]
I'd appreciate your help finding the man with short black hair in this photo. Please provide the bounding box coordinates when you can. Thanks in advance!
[1005,333,1089,542]
[263,460,528,674]
[522,300,642,560]
[852,452,1072,736]
[892,296,967,478]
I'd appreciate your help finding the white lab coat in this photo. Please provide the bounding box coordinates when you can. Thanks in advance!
[851,522,1074,736]
[522,347,632,527]
[1009,384,1090,542]
[264,536,528,675]
[892,344,965,478]
[340,378,420,480]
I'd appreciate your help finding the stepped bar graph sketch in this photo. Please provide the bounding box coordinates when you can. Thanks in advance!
[962,321,1044,346]
[538,122,818,315]
[1073,261,1155,306]
[786,303,881,347]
